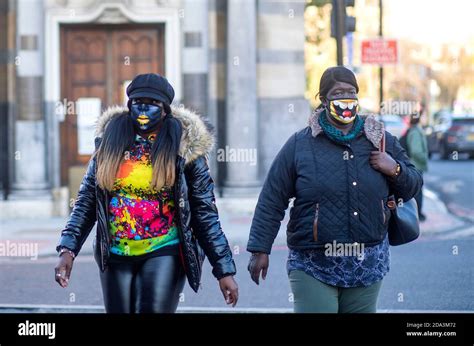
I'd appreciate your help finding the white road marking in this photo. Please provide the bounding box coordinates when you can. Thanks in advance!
[0,304,472,314]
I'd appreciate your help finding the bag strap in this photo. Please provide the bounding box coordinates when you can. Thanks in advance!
[379,123,386,153]
[378,123,396,206]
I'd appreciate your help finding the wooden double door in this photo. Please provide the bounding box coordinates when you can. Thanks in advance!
[60,24,165,185]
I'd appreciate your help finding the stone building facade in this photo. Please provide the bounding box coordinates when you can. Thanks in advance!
[0,0,309,218]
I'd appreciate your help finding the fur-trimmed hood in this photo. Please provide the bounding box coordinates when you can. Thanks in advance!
[94,105,214,165]
[308,107,385,149]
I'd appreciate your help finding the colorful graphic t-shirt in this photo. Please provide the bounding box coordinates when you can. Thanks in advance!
[108,133,180,257]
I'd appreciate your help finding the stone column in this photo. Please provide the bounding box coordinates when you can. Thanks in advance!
[256,0,310,176]
[223,0,260,196]
[208,0,227,193]
[182,0,216,175]
[182,0,209,115]
[0,0,15,200]
[11,0,49,197]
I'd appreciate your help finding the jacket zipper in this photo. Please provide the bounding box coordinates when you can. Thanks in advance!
[94,160,109,271]
[175,160,201,288]
[313,203,320,241]
[102,189,111,269]
[173,161,188,278]
[174,166,186,269]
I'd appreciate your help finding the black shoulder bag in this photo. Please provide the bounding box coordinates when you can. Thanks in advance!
[380,130,420,246]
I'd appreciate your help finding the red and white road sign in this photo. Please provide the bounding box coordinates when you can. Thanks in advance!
[361,39,398,65]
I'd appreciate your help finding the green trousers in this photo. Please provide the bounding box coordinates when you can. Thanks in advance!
[289,270,383,313]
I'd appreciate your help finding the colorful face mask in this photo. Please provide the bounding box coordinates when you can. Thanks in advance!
[130,102,163,131]
[327,98,359,124]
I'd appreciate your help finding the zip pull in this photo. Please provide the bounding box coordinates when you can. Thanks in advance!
[313,203,319,241]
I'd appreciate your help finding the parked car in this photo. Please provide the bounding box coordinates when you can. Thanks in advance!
[426,115,474,159]
[376,114,408,138]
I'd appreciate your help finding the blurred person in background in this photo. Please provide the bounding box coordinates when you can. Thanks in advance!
[405,108,429,221]
[247,66,422,313]
[54,73,238,313]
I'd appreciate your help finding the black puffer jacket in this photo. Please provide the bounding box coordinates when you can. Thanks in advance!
[247,109,423,254]
[56,105,236,292]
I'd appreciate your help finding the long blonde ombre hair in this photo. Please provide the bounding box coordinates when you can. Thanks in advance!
[95,112,183,192]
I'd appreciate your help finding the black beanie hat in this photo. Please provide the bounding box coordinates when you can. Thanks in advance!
[318,66,359,98]
[127,73,175,114]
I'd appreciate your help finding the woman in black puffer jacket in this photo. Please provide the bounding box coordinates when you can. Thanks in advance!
[247,67,422,313]
[54,73,238,313]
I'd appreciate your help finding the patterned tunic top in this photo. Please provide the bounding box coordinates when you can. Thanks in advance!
[108,133,180,258]
[287,234,390,287]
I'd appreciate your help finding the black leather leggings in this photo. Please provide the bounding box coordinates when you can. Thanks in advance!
[99,255,186,313]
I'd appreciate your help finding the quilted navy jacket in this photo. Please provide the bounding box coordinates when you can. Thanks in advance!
[247,110,423,254]
[56,105,236,292]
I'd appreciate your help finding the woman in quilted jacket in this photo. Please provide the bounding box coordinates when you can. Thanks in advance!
[247,66,422,313]
[54,73,238,313]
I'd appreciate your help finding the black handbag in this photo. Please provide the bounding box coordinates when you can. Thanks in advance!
[380,131,420,246]
[386,196,420,245]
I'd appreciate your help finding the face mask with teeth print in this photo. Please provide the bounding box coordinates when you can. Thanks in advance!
[327,98,359,124]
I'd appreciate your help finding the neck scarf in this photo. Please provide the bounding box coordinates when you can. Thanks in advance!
[318,109,364,145]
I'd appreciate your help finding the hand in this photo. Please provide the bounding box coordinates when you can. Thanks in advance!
[218,275,239,307]
[54,252,74,288]
[370,151,398,176]
[248,252,269,285]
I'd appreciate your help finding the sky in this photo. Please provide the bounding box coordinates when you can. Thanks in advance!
[384,0,474,45]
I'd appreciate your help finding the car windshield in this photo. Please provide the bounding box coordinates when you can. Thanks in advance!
[381,115,403,124]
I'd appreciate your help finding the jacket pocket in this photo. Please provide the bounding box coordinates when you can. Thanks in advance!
[313,203,320,241]
[92,236,98,263]
[381,199,386,225]
[191,231,203,277]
